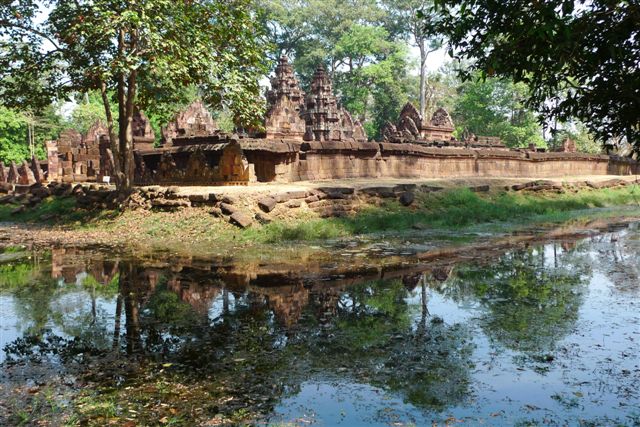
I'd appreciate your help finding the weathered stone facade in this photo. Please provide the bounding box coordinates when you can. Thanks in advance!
[302,65,367,143]
[553,137,577,153]
[383,103,506,149]
[18,160,36,185]
[162,100,218,145]
[50,127,107,183]
[7,161,19,184]
[132,110,156,151]
[265,56,307,141]
[34,60,638,188]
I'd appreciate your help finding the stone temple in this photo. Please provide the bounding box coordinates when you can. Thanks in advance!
[11,56,637,187]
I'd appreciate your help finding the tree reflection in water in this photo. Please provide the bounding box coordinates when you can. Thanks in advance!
[2,224,639,425]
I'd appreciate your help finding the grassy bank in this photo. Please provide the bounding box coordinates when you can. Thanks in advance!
[1,185,639,247]
[247,185,640,242]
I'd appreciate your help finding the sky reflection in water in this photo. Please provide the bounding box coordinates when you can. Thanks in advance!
[0,223,639,426]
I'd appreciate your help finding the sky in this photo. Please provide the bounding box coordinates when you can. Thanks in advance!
[409,46,449,74]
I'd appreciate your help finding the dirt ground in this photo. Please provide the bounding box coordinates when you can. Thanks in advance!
[169,174,640,198]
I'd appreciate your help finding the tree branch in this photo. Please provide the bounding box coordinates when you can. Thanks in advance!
[0,20,61,50]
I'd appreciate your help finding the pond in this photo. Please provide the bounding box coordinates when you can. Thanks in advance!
[0,223,639,426]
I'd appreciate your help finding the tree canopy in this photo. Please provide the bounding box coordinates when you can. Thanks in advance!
[429,0,640,151]
[1,0,267,189]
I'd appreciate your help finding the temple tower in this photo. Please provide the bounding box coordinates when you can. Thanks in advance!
[264,56,307,140]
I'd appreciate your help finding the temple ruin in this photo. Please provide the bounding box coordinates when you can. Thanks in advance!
[162,100,219,145]
[7,56,634,189]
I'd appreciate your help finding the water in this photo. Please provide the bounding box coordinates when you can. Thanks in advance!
[0,224,639,426]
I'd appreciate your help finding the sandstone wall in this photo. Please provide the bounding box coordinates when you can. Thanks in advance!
[292,142,639,181]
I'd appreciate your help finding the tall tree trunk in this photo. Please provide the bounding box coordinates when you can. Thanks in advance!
[419,41,427,118]
[118,29,138,192]
[117,28,128,192]
[99,79,122,186]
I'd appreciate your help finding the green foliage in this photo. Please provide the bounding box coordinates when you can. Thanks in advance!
[453,75,545,148]
[550,121,602,154]
[250,186,640,242]
[67,92,116,135]
[1,0,269,189]
[452,249,589,355]
[259,0,414,138]
[147,289,197,325]
[0,105,63,163]
[0,106,29,163]
[0,196,117,225]
[0,261,39,289]
[429,0,640,150]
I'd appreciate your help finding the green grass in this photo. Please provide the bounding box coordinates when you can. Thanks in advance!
[245,185,640,243]
[1,185,639,246]
[0,196,117,225]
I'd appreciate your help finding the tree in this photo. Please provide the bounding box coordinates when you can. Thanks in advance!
[550,121,602,154]
[0,107,29,164]
[453,74,545,148]
[259,0,414,138]
[383,0,443,118]
[1,0,267,191]
[0,106,63,163]
[68,92,115,135]
[429,0,640,152]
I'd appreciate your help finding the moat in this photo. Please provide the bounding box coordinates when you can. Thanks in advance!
[1,223,639,426]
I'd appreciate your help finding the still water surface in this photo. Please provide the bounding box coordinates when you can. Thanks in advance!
[0,224,639,425]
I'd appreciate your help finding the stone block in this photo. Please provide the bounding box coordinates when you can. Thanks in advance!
[222,195,238,205]
[360,186,396,198]
[210,207,223,218]
[393,184,417,192]
[275,190,307,203]
[30,186,51,199]
[286,200,302,208]
[0,183,12,193]
[316,186,355,195]
[258,196,277,213]
[220,202,237,215]
[188,194,209,203]
[305,195,319,204]
[151,198,191,208]
[229,211,252,228]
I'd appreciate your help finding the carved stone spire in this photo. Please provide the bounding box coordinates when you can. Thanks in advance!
[18,160,36,185]
[397,102,423,138]
[264,56,307,140]
[303,64,342,142]
[132,110,156,151]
